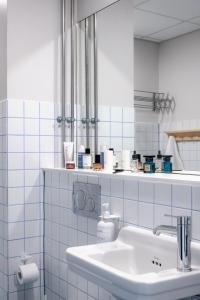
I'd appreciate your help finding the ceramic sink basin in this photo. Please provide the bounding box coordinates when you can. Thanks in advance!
[66,226,200,300]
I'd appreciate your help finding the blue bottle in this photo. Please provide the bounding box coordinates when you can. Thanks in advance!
[143,156,156,173]
[163,155,173,173]
[77,145,85,169]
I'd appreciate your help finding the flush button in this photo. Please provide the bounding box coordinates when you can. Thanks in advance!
[73,182,101,219]
[74,190,86,210]
[87,197,95,212]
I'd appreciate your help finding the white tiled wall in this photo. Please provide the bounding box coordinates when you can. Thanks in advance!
[0,100,8,299]
[77,105,135,162]
[0,98,60,300]
[44,169,200,300]
[135,122,159,156]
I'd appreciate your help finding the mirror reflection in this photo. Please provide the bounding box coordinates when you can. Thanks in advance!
[75,0,200,172]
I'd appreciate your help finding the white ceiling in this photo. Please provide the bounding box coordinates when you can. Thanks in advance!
[134,0,200,42]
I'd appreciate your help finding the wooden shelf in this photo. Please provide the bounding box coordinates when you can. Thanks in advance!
[165,129,200,141]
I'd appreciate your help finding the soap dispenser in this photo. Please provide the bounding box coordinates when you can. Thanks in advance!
[97,203,118,242]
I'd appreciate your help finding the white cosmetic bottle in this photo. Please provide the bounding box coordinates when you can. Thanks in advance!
[97,203,116,242]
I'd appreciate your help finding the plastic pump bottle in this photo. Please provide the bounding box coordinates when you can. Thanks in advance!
[78,145,85,169]
[97,203,115,242]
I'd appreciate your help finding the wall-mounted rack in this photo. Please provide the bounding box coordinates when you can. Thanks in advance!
[134,90,175,113]
[166,129,200,141]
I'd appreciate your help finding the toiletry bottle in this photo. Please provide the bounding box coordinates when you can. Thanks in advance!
[97,203,115,242]
[122,150,131,170]
[143,156,156,173]
[137,154,143,171]
[131,150,139,172]
[163,155,173,173]
[104,149,114,172]
[64,142,75,169]
[93,154,102,171]
[109,148,118,169]
[83,148,92,169]
[100,145,107,168]
[77,145,85,169]
[156,150,163,172]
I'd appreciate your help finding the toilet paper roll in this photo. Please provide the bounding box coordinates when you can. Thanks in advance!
[16,263,39,285]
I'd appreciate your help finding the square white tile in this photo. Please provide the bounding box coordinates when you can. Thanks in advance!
[8,136,24,153]
[40,102,54,119]
[155,183,171,206]
[98,105,110,122]
[172,184,191,209]
[139,181,154,203]
[124,199,138,225]
[139,202,154,229]
[24,101,39,118]
[111,196,124,217]
[8,205,24,223]
[25,136,39,153]
[25,153,40,170]
[110,178,123,198]
[8,118,24,135]
[110,107,122,122]
[124,179,138,200]
[123,107,134,123]
[7,99,23,118]
[111,122,122,137]
[24,119,39,135]
[192,210,200,240]
[123,123,134,138]
[192,186,200,211]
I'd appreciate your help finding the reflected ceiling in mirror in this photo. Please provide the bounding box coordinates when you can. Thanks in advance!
[134,0,200,171]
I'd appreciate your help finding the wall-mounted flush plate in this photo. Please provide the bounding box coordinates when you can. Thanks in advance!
[73,182,101,219]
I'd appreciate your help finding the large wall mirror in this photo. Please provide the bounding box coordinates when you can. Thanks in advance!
[75,0,200,172]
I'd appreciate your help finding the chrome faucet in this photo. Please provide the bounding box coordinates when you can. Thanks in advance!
[153,215,192,272]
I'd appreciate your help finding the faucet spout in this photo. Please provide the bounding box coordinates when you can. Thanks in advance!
[153,225,176,236]
[153,216,192,272]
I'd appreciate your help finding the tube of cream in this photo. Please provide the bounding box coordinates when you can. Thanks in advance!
[64,142,75,169]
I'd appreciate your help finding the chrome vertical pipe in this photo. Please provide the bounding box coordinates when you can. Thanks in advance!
[71,0,75,142]
[61,0,66,162]
[85,18,90,148]
[93,14,98,155]
[0,0,7,101]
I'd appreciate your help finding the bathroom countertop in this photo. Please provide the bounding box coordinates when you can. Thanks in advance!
[44,168,200,185]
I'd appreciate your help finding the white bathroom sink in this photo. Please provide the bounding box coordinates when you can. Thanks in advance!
[66,226,200,300]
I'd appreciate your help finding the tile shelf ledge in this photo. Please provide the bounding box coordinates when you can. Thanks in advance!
[43,168,200,185]
[166,129,200,141]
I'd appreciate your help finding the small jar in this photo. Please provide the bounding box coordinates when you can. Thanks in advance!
[83,148,92,169]
[143,156,156,173]
[93,154,102,171]
[163,155,173,173]
[156,150,163,172]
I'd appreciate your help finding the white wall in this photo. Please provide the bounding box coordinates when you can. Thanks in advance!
[134,38,159,92]
[134,38,159,122]
[0,0,7,100]
[7,0,62,102]
[76,0,119,22]
[97,0,134,107]
[159,29,200,121]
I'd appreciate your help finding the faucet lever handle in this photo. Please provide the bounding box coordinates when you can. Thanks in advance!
[164,214,191,225]
[164,214,178,219]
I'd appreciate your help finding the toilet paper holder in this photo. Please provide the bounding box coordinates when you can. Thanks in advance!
[16,253,40,286]
[20,253,32,265]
